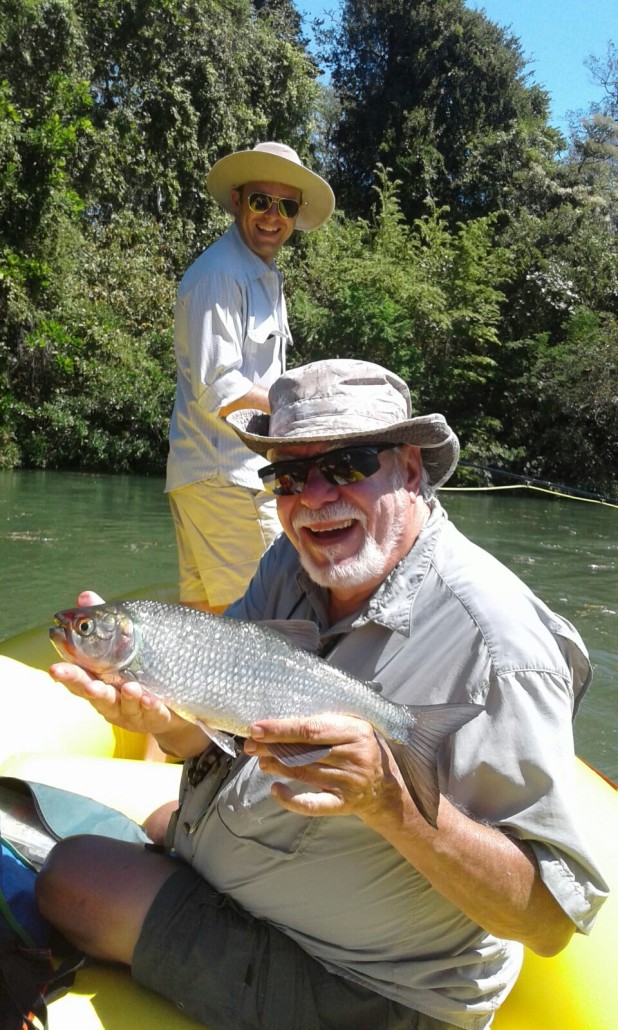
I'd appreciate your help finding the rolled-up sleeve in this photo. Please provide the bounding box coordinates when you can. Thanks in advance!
[183,272,252,412]
[445,667,610,933]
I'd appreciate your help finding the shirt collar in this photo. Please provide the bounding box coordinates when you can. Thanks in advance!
[228,222,282,281]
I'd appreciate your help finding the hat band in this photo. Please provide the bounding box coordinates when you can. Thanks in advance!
[269,396,409,440]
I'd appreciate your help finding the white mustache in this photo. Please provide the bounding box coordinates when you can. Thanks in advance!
[292,501,366,533]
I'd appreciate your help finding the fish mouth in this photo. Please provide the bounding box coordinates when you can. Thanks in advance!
[49,622,73,659]
[51,610,74,629]
[49,609,82,658]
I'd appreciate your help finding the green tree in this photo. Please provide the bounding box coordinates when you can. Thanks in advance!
[318,0,561,224]
[0,0,94,464]
[503,310,618,497]
[497,37,618,346]
[561,41,617,229]
[0,0,321,470]
[71,0,320,244]
[287,168,513,463]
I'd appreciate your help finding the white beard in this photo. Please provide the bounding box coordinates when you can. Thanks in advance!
[292,472,410,590]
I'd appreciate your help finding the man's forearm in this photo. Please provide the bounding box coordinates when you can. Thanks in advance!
[154,721,211,759]
[219,384,270,418]
[247,715,576,957]
[366,787,575,957]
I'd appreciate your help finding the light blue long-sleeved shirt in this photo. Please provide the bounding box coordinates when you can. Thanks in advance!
[166,223,289,493]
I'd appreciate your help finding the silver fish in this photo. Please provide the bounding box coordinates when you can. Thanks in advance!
[49,600,484,827]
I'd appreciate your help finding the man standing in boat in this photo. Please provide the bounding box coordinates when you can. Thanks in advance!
[165,141,334,614]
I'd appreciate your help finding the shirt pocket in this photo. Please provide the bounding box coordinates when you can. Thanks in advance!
[244,327,288,387]
[214,762,321,858]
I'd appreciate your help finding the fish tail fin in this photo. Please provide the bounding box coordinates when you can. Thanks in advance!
[389,703,484,828]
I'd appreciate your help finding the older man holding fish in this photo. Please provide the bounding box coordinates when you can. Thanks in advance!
[39,359,608,1030]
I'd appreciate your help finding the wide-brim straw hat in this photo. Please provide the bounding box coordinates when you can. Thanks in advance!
[227,359,459,488]
[207,141,335,231]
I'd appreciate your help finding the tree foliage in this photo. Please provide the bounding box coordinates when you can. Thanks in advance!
[318,0,561,225]
[503,310,618,496]
[288,168,515,456]
[0,0,320,470]
[69,0,317,235]
[0,0,616,496]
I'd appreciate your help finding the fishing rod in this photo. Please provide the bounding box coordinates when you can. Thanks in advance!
[443,462,618,508]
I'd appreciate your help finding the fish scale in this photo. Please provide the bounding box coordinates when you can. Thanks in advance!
[119,601,393,735]
[49,599,484,827]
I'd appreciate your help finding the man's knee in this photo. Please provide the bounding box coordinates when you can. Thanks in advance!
[37,835,174,964]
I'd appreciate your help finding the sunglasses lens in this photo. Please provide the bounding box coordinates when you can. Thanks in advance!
[274,472,303,495]
[279,198,300,218]
[324,450,381,485]
[259,465,305,496]
[247,193,300,219]
[248,192,270,212]
[259,447,391,496]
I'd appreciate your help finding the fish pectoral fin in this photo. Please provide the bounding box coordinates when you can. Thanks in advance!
[259,619,320,653]
[196,723,240,758]
[266,742,332,767]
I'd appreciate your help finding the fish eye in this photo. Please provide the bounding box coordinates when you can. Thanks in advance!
[76,618,95,637]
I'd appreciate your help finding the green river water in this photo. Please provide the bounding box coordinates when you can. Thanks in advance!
[1,469,616,780]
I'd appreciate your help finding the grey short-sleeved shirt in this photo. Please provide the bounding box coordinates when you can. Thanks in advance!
[173,502,609,1029]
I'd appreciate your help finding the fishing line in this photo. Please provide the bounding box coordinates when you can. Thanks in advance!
[442,463,618,508]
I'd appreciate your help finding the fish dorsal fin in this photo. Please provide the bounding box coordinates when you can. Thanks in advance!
[260,619,320,653]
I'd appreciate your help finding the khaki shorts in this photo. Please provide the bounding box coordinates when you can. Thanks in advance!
[132,862,443,1030]
[168,478,281,607]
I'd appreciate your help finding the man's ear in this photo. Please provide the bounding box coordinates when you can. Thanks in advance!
[230,188,242,214]
[402,445,424,492]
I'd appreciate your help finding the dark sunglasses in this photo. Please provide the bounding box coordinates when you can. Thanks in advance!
[247,191,301,219]
[258,444,396,496]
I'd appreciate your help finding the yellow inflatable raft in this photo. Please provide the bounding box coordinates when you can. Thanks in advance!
[1,626,616,1030]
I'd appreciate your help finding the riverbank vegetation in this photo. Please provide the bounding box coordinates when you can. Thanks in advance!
[1,0,616,496]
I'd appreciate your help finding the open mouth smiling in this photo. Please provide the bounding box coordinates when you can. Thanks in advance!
[302,519,357,540]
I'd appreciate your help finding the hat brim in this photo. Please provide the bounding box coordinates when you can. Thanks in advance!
[226,410,460,488]
[207,151,335,231]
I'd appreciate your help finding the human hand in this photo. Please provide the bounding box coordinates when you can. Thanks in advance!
[244,714,401,821]
[48,659,184,737]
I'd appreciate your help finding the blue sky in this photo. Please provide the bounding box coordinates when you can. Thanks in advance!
[298,0,617,132]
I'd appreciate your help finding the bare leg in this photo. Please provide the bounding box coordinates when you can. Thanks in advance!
[36,835,179,965]
[142,800,179,845]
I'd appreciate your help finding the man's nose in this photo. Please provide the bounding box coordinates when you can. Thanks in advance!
[299,467,340,508]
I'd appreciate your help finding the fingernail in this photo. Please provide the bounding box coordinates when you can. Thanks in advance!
[251,724,265,738]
